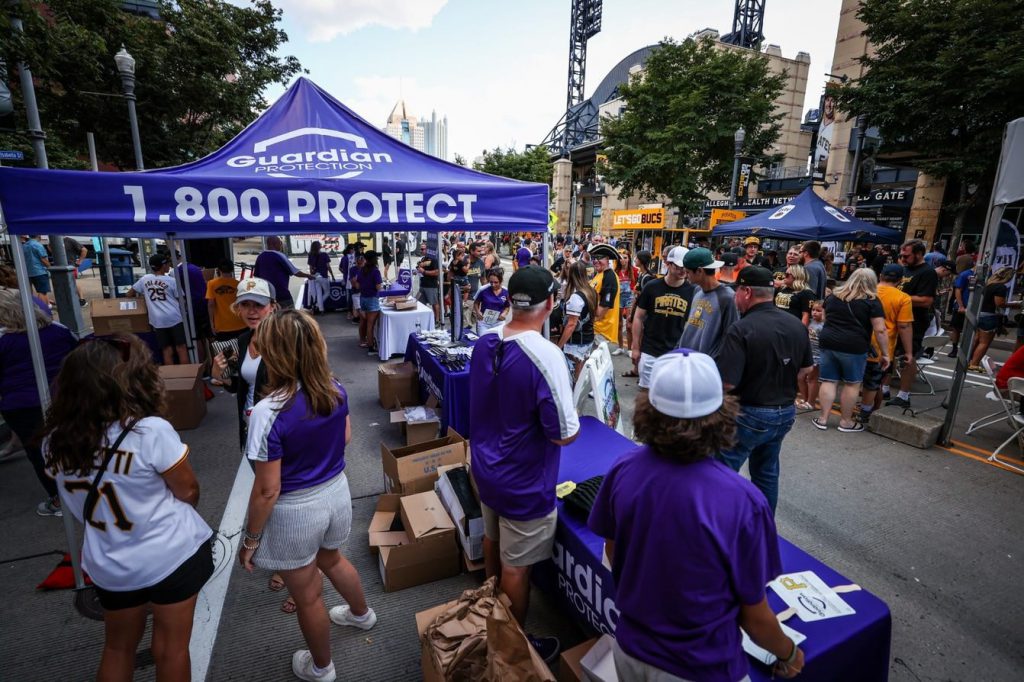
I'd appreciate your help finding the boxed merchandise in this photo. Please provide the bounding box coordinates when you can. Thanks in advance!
[416,578,555,682]
[435,464,485,563]
[91,298,150,336]
[369,492,459,592]
[558,639,599,682]
[381,428,467,495]
[378,361,418,408]
[579,634,618,682]
[390,396,440,446]
[158,364,207,430]
[394,298,418,311]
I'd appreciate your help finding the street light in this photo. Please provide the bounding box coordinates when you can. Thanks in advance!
[845,114,869,208]
[570,180,583,239]
[729,126,746,209]
[114,45,144,171]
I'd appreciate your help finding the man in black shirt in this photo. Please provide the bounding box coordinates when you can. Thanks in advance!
[740,236,767,268]
[715,266,813,514]
[889,238,938,408]
[416,242,441,324]
[631,246,695,389]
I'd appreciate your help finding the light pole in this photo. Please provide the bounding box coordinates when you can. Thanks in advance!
[114,46,145,171]
[729,126,746,210]
[845,115,869,208]
[569,180,582,240]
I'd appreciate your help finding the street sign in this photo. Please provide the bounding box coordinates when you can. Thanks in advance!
[0,150,24,161]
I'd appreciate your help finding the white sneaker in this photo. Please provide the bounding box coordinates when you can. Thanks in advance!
[611,347,625,356]
[291,650,336,682]
[36,498,63,517]
[329,605,377,630]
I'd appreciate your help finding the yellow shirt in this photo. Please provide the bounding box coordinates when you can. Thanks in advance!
[590,269,620,341]
[871,284,914,362]
[205,276,246,333]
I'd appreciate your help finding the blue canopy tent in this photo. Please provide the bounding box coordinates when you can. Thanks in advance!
[711,187,903,244]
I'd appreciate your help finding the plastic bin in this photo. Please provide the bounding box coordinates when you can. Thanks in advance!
[100,248,137,298]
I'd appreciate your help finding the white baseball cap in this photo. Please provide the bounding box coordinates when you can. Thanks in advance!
[235,277,277,305]
[648,349,724,419]
[666,246,689,267]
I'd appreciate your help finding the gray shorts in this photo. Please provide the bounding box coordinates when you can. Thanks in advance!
[253,471,352,571]
[638,352,657,389]
[419,286,440,306]
[481,501,557,567]
[613,639,751,682]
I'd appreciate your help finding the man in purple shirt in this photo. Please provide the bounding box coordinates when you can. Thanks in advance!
[588,350,803,681]
[515,238,533,271]
[469,266,580,663]
[253,236,312,309]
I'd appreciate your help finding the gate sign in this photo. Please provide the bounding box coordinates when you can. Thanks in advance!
[611,207,665,229]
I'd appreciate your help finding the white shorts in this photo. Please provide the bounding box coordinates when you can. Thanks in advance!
[638,352,657,389]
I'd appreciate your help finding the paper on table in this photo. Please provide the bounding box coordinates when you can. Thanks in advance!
[741,622,807,666]
[769,571,856,622]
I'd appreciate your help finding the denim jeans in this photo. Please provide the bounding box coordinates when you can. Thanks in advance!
[716,404,796,514]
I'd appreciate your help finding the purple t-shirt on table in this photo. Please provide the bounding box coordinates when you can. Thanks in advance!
[0,323,77,410]
[516,247,532,268]
[469,329,579,520]
[588,446,782,682]
[356,268,382,297]
[246,383,349,494]
[253,250,299,303]
[474,286,509,313]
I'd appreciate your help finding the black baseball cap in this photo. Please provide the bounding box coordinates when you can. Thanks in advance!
[736,266,774,287]
[149,253,169,269]
[936,258,955,270]
[721,252,739,266]
[509,266,558,308]
[881,263,904,278]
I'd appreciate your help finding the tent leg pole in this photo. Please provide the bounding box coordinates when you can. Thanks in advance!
[542,235,550,339]
[167,237,198,364]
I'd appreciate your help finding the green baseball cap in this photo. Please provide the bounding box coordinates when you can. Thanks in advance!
[682,247,724,270]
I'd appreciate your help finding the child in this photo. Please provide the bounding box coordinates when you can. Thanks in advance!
[800,300,825,409]
[130,253,188,365]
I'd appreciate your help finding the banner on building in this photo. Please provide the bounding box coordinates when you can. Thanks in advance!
[610,207,665,229]
[813,89,837,180]
[709,209,747,228]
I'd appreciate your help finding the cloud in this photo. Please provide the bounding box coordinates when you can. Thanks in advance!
[275,0,449,42]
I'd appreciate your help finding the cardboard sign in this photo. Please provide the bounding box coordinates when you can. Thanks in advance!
[769,571,856,622]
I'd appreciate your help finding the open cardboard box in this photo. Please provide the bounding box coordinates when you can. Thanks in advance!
[579,634,618,682]
[91,297,150,335]
[368,492,459,592]
[394,298,418,310]
[158,364,207,430]
[558,638,599,682]
[390,395,440,446]
[435,463,485,565]
[381,428,467,495]
[378,361,419,408]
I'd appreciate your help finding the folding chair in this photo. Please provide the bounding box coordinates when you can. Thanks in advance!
[965,356,1017,435]
[910,334,950,396]
[990,377,1024,473]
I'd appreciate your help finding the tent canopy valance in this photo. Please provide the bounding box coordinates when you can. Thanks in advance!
[711,187,903,244]
[0,78,549,237]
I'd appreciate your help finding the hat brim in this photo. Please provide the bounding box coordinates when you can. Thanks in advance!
[588,244,620,261]
[235,293,272,306]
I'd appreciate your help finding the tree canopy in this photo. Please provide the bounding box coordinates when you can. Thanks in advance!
[599,37,786,217]
[837,0,1024,240]
[473,145,553,186]
[0,0,302,170]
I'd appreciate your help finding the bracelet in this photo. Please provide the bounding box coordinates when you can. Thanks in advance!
[241,537,260,551]
[782,639,799,665]
[244,529,263,541]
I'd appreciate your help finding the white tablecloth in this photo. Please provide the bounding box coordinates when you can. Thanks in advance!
[377,301,435,359]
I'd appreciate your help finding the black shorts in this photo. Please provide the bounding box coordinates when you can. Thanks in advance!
[951,311,965,331]
[153,322,186,348]
[862,361,890,391]
[96,537,214,611]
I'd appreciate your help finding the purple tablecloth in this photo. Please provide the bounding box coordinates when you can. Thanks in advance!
[536,416,892,682]
[403,334,472,436]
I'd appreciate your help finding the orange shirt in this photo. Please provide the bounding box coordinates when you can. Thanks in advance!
[871,284,914,362]
[205,276,246,333]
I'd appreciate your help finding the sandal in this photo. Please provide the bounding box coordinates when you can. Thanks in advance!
[811,417,829,430]
[795,399,813,410]
[268,574,285,592]
[359,342,369,348]
[621,370,639,378]
[281,596,297,614]
[838,422,865,433]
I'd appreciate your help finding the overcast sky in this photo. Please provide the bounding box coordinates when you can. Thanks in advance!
[257,0,843,161]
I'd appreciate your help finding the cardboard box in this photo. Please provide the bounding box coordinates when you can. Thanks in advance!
[369,492,459,592]
[395,298,418,311]
[378,361,418,408]
[559,639,599,682]
[435,464,485,562]
[390,396,440,446]
[158,364,207,430]
[580,634,618,682]
[381,428,467,495]
[91,297,151,336]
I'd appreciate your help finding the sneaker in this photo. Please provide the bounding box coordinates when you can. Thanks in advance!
[611,347,625,356]
[886,396,911,408]
[527,634,561,666]
[946,347,958,358]
[291,650,336,682]
[36,498,63,517]
[922,347,935,359]
[856,410,873,425]
[329,605,377,630]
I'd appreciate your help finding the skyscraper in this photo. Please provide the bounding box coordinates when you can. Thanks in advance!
[384,101,448,160]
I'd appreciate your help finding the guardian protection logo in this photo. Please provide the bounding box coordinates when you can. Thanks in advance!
[225,127,393,179]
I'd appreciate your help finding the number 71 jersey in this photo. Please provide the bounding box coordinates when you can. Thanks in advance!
[47,417,212,591]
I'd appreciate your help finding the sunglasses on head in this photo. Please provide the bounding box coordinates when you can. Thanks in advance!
[79,335,131,361]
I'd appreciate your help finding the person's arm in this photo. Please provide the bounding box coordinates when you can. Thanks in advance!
[871,316,891,371]
[897,322,914,363]
[954,286,965,310]
[909,294,934,307]
[161,456,200,507]
[238,459,282,572]
[557,315,579,349]
[207,300,218,334]
[499,302,510,321]
[739,598,805,678]
[801,310,810,327]
[631,307,647,364]
[797,365,812,384]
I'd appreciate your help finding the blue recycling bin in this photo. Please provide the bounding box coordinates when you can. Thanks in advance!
[100,248,137,298]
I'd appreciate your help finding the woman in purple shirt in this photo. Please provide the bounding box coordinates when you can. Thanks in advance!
[588,350,805,682]
[472,267,509,336]
[238,310,376,682]
[0,288,76,516]
[356,251,383,355]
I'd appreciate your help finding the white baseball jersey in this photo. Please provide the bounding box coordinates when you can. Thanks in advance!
[48,417,212,591]
[132,274,183,329]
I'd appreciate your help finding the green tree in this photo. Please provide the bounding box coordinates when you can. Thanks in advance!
[837,0,1024,249]
[599,37,786,219]
[0,0,301,170]
[473,145,552,185]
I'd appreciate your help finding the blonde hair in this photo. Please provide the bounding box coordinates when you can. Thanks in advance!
[833,268,878,302]
[786,264,809,293]
[987,267,1014,286]
[0,288,51,332]
[253,309,341,416]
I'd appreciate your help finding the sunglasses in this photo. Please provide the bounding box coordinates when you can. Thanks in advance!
[79,335,131,361]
